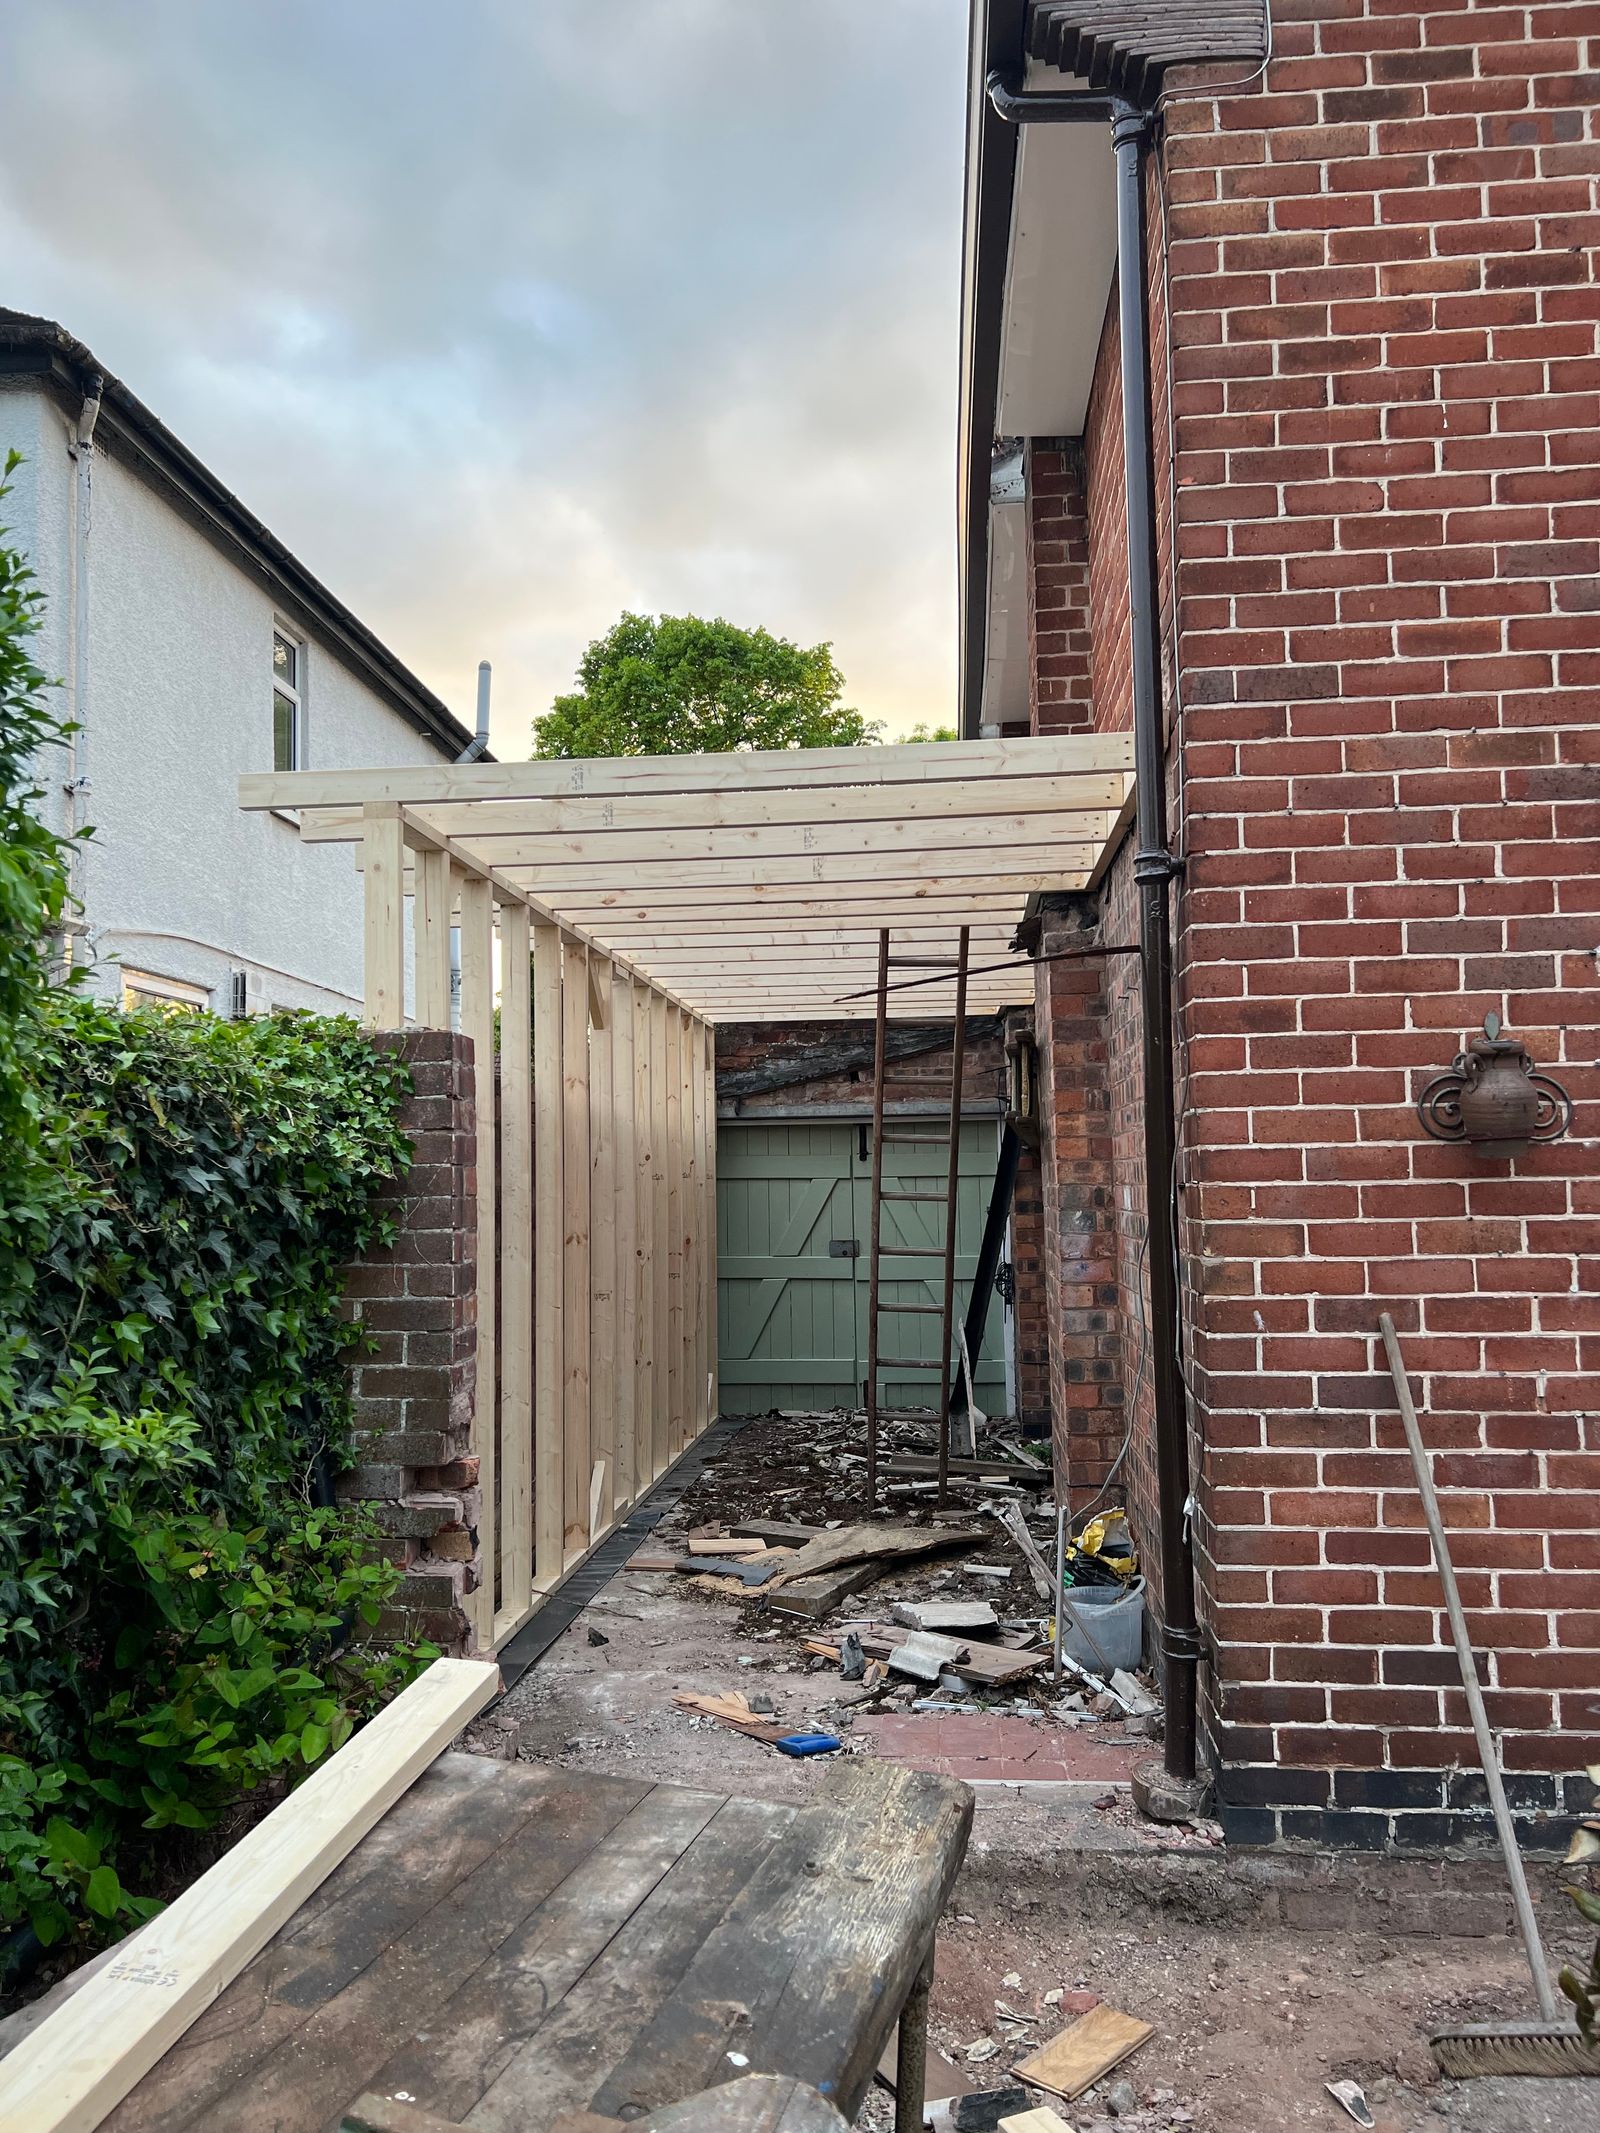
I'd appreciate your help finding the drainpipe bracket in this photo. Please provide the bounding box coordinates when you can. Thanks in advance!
[1110,98,1153,149]
[1161,1622,1205,1665]
[1133,843,1185,887]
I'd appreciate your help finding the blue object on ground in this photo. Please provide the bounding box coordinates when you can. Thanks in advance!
[774,1732,843,1757]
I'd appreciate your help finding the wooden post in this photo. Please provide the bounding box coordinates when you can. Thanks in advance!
[665,1003,684,1458]
[704,1023,725,1424]
[611,968,637,1515]
[361,803,406,1029]
[456,873,497,1650]
[588,955,615,1542]
[649,990,671,1481]
[412,843,453,1029]
[561,936,592,1561]
[634,979,656,1493]
[496,896,533,1637]
[684,1012,703,1439]
[532,920,564,1589]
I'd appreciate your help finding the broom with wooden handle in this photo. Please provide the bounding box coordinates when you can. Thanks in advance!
[1379,1314,1600,2078]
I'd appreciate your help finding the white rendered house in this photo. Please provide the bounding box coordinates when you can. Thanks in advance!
[0,310,484,1016]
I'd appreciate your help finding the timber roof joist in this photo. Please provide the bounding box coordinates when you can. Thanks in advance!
[240,732,1134,1022]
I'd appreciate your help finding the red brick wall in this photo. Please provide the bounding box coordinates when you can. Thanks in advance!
[1026,440,1096,733]
[339,1029,480,1652]
[1085,292,1135,739]
[1033,911,1125,1503]
[1154,1,1600,1843]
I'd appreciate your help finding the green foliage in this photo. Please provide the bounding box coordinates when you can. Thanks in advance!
[534,610,882,758]
[0,474,424,1969]
[0,452,79,1217]
[1559,1763,1600,2039]
[904,721,958,743]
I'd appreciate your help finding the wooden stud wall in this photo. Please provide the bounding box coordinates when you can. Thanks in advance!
[355,803,716,1653]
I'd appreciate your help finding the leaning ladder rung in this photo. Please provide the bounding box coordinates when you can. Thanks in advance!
[875,1357,944,1370]
[879,1246,946,1258]
[882,1191,949,1203]
[876,1301,943,1315]
[886,955,962,968]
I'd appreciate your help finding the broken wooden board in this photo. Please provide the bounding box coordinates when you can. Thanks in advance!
[875,2030,974,2103]
[672,1690,787,1743]
[890,1599,999,1635]
[730,1518,824,1547]
[766,1561,884,1620]
[845,1622,1048,1688]
[879,1455,1050,1488]
[1015,2004,1154,2100]
[765,1522,984,1589]
[998,2110,1075,2133]
[686,1537,770,1557]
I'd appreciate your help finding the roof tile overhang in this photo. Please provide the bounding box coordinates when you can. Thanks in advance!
[1027,1,1270,103]
[957,2,1269,737]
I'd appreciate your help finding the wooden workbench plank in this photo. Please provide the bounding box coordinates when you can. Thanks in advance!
[103,1754,579,2129]
[16,1662,499,2133]
[159,1759,655,2132]
[464,1794,795,2130]
[362,1784,729,2126]
[588,1763,970,2125]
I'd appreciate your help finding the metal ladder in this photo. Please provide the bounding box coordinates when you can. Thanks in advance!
[864,925,970,1504]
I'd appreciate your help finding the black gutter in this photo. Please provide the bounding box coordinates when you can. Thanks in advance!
[956,2,1027,740]
[1110,98,1201,1790]
[978,78,1201,1792]
[0,310,484,764]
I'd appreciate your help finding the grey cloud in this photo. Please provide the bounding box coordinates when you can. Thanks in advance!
[0,0,967,744]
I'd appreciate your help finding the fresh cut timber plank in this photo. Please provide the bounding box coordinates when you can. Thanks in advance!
[4,1658,501,2133]
[1014,2003,1155,2100]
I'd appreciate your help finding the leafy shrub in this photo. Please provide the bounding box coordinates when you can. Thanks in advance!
[0,465,422,1967]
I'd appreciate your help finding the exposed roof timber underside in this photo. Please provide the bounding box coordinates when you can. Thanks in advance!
[1027,0,1269,103]
[241,734,1133,1022]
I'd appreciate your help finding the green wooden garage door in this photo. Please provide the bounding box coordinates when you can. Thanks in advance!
[716,1119,1009,1413]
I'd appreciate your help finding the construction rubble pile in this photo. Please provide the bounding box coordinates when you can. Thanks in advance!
[635,1405,1167,1783]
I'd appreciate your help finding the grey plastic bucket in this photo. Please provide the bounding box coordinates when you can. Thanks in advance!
[1058,1575,1146,1673]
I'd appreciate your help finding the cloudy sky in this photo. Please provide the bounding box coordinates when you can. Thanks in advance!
[0,2,970,750]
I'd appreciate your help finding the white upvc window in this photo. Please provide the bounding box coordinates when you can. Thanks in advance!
[273,627,304,771]
[121,969,210,1013]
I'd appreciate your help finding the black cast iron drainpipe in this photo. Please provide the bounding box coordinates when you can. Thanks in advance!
[985,70,1203,1792]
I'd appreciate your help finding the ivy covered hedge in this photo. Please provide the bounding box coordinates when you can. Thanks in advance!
[0,459,423,1973]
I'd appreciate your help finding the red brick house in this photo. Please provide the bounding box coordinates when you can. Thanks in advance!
[960,0,1599,1844]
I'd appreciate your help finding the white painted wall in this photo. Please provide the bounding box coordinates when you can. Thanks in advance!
[1,379,453,1016]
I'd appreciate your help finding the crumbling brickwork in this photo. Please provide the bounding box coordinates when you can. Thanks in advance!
[338,1029,480,1652]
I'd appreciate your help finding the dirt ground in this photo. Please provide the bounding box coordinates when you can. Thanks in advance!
[488,1413,1597,2133]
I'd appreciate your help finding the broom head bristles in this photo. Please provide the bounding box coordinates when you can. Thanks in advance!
[1431,2021,1600,2079]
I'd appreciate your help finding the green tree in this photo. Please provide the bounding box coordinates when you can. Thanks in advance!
[904,721,958,742]
[533,611,881,758]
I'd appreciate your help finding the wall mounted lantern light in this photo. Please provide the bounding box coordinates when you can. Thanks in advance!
[1417,1013,1574,1160]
